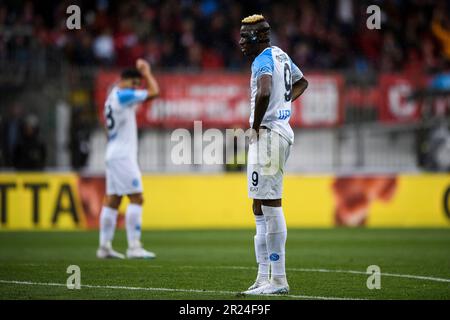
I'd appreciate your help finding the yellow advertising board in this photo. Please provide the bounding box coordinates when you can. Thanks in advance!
[0,173,449,230]
[0,173,85,230]
[368,175,450,227]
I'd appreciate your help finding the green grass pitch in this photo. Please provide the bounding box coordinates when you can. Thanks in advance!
[0,229,449,300]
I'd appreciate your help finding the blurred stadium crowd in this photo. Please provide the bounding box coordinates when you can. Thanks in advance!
[0,0,449,72]
[0,0,449,172]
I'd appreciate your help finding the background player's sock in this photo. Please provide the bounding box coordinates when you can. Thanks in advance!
[126,203,143,248]
[262,205,288,286]
[254,215,269,281]
[99,206,118,247]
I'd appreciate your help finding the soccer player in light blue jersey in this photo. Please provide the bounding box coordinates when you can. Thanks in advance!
[96,59,159,259]
[239,14,308,295]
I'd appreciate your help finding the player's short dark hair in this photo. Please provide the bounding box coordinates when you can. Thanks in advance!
[121,68,142,80]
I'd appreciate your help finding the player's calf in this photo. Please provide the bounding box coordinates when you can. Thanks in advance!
[125,194,156,259]
[248,213,270,290]
[98,204,124,259]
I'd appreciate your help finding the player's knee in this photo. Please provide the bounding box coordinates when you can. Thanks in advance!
[261,199,282,207]
[105,195,121,209]
[253,200,263,215]
[129,194,144,205]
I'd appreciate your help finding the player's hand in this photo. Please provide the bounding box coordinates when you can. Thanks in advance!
[136,58,151,75]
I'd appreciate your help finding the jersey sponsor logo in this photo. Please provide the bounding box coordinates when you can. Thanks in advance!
[277,109,291,120]
[269,253,280,261]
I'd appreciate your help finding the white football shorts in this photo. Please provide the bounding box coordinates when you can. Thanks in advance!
[105,158,143,196]
[247,129,291,200]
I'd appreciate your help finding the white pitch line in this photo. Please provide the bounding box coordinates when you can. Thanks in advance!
[0,279,363,300]
[178,265,450,283]
[288,268,450,283]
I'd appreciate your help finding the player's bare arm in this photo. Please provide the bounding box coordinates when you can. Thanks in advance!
[136,58,160,99]
[252,74,272,135]
[292,77,308,102]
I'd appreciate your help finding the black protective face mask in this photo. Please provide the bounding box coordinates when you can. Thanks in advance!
[241,32,258,44]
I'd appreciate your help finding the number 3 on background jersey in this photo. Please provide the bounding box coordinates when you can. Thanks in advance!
[284,63,292,101]
[105,104,115,130]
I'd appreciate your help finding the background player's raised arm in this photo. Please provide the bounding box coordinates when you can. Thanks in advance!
[115,59,160,107]
[136,58,160,100]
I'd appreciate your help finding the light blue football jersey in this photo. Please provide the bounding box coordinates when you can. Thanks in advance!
[249,46,303,144]
[104,86,148,162]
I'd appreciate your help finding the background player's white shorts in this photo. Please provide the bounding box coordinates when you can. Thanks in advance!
[106,158,143,196]
[247,129,291,199]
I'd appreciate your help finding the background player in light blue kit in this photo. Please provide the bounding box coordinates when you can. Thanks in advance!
[97,59,159,259]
